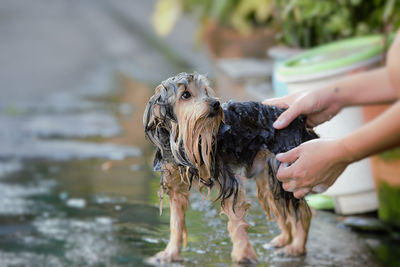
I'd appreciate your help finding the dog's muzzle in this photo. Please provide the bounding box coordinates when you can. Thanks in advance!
[208,100,220,117]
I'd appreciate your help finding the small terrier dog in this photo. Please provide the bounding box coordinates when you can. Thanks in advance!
[143,73,318,264]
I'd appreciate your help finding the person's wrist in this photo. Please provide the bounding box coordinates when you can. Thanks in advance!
[335,137,360,164]
[317,86,344,114]
[328,85,347,110]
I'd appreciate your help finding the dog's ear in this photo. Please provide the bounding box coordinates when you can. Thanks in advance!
[153,149,163,171]
[154,85,177,121]
[143,84,177,161]
[143,93,159,134]
[143,85,174,131]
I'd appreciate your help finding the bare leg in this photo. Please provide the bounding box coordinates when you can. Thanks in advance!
[221,184,258,264]
[153,163,190,263]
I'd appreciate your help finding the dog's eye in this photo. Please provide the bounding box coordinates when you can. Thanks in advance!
[181,91,191,100]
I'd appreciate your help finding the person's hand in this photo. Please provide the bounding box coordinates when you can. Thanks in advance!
[262,89,342,129]
[276,139,351,198]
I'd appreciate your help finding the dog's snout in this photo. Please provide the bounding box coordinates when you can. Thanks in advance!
[207,100,221,117]
[211,100,220,110]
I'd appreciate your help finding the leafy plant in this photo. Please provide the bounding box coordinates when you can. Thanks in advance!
[152,0,400,48]
[275,0,400,48]
[152,0,275,36]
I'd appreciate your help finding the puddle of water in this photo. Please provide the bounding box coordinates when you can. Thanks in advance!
[0,159,160,266]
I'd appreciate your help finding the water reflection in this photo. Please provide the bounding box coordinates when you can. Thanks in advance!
[0,159,161,266]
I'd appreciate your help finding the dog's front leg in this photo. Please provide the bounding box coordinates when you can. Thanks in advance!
[221,184,258,264]
[154,163,189,263]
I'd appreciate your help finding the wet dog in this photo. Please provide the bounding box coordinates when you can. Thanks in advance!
[143,73,318,264]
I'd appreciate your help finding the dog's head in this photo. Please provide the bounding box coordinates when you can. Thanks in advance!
[143,73,223,179]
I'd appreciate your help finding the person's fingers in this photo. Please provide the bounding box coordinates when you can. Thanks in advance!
[262,97,289,109]
[282,180,296,192]
[276,147,300,163]
[311,184,329,193]
[276,148,301,182]
[276,164,295,182]
[261,97,275,104]
[272,105,302,129]
[306,112,332,128]
[293,187,311,199]
[276,165,292,182]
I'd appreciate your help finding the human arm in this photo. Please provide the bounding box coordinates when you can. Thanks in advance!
[340,32,400,162]
[263,67,398,129]
[273,30,400,198]
[277,101,400,199]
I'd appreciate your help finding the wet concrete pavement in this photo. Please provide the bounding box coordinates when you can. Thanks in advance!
[0,158,385,266]
[0,0,398,266]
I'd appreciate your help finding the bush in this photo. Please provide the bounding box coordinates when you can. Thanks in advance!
[275,0,400,48]
[152,0,400,48]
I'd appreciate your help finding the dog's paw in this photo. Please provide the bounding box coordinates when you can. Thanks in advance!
[147,250,183,264]
[237,256,258,265]
[283,244,306,256]
[269,234,290,248]
[274,244,306,257]
[232,255,258,265]
[231,245,258,264]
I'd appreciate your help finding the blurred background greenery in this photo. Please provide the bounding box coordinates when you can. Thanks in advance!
[153,0,400,48]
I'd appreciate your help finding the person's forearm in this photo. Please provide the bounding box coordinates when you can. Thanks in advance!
[330,30,400,108]
[339,101,400,163]
[328,67,398,108]
[387,31,400,97]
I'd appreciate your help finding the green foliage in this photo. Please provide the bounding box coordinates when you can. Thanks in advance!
[152,0,182,36]
[152,0,400,48]
[379,147,400,161]
[378,180,400,228]
[275,0,400,48]
[152,0,275,36]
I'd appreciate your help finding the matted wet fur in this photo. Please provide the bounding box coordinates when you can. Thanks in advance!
[143,73,318,264]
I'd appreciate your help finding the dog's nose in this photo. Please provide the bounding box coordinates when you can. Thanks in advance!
[211,101,220,110]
